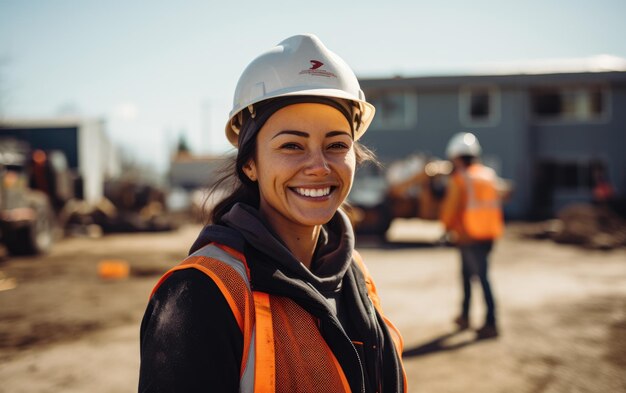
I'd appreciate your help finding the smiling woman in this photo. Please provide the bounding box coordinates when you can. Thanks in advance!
[139,34,407,393]
[241,103,356,264]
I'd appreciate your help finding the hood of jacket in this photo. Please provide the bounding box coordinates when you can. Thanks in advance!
[190,203,354,294]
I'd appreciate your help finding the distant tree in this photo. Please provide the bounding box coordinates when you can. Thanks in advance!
[176,133,191,156]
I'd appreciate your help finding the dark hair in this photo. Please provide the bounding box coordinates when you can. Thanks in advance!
[458,155,477,167]
[207,136,259,224]
[205,98,379,224]
[206,136,377,225]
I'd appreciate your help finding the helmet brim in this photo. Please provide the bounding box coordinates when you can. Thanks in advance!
[225,88,375,147]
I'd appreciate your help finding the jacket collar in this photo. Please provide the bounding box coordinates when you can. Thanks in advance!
[189,203,355,293]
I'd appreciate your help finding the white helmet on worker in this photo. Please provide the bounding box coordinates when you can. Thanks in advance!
[225,34,375,146]
[446,132,482,159]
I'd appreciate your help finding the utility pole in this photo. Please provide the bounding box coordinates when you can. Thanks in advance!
[201,98,212,155]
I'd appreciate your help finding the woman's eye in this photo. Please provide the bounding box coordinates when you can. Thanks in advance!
[328,142,349,150]
[280,142,302,150]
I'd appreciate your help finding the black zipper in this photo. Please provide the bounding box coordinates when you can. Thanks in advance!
[366,295,383,393]
[341,323,367,393]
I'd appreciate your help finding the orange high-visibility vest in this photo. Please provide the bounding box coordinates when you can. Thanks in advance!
[454,164,504,240]
[151,243,407,393]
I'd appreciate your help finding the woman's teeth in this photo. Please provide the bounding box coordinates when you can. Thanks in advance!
[295,187,331,197]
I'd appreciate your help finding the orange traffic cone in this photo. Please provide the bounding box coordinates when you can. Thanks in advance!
[98,259,130,280]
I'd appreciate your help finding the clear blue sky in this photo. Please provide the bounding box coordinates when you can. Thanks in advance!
[1,0,625,173]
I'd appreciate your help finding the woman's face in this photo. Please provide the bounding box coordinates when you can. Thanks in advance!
[244,103,356,232]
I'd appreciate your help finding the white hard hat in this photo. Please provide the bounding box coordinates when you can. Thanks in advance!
[225,34,375,146]
[446,132,482,159]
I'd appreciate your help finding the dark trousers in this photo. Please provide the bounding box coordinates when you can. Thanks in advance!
[459,242,496,325]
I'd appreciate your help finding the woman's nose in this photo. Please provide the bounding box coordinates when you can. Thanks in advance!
[304,150,331,176]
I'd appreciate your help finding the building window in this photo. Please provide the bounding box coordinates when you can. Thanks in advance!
[531,159,608,218]
[537,160,594,191]
[367,91,417,130]
[459,85,500,127]
[530,85,609,122]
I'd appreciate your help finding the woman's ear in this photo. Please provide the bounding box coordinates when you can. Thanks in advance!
[242,159,258,182]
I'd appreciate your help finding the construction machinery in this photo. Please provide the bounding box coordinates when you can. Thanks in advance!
[0,139,55,255]
[0,118,176,255]
[348,153,515,239]
[347,155,452,238]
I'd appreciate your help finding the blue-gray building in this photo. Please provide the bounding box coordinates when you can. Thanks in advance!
[359,63,626,219]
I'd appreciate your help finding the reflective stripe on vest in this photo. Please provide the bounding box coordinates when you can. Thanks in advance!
[151,243,256,393]
[458,165,503,240]
[252,292,275,393]
[190,244,257,393]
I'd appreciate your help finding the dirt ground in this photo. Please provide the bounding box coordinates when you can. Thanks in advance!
[0,219,624,393]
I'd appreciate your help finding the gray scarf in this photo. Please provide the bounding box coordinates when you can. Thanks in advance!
[221,203,354,293]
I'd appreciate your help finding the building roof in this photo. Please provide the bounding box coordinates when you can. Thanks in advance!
[360,55,626,89]
[461,55,626,75]
[0,116,105,128]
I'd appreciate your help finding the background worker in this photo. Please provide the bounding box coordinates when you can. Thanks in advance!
[440,132,504,339]
[139,34,407,392]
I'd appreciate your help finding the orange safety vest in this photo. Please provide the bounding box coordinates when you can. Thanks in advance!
[454,164,504,240]
[151,242,407,393]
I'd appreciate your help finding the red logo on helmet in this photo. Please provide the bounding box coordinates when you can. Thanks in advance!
[299,60,337,78]
[309,60,324,70]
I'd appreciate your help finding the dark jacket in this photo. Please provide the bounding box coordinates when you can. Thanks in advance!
[139,203,404,392]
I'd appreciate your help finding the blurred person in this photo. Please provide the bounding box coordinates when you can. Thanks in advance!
[139,34,407,392]
[590,160,615,204]
[440,132,503,339]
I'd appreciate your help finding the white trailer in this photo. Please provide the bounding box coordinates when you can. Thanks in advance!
[0,117,121,204]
